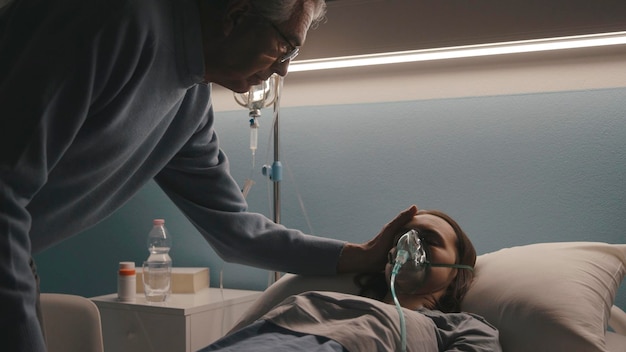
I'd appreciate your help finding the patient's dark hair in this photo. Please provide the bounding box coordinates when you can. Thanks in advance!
[354,209,476,313]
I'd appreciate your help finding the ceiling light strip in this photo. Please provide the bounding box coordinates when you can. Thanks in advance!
[289,31,626,72]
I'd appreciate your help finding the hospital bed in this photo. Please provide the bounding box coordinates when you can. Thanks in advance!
[229,242,626,352]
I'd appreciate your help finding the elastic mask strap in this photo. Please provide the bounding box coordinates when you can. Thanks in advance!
[428,262,475,272]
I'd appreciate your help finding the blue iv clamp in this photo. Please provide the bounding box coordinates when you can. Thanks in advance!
[262,161,283,182]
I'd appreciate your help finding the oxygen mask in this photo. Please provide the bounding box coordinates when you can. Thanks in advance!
[389,229,474,294]
[389,229,429,294]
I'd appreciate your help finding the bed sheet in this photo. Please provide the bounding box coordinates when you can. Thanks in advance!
[199,320,346,352]
[203,291,500,352]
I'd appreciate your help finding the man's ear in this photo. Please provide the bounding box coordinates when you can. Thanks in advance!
[222,0,252,35]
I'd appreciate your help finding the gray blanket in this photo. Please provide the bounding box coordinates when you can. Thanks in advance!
[263,291,438,352]
[202,291,501,351]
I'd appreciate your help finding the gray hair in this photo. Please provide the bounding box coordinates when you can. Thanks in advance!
[252,0,327,27]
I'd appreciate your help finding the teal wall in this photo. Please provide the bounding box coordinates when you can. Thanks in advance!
[35,87,626,308]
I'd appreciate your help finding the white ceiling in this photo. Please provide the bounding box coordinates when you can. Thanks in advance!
[300,0,626,60]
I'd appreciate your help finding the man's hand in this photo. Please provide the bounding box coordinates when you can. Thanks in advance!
[337,205,418,274]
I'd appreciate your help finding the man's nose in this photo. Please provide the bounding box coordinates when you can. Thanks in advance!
[272,60,290,77]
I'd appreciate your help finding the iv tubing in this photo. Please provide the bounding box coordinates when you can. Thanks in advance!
[391,252,408,352]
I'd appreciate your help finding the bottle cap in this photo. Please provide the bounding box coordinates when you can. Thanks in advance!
[118,261,136,276]
[153,219,165,225]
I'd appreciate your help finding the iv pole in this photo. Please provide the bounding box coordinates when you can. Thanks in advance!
[268,75,283,224]
[234,74,283,285]
[262,75,283,284]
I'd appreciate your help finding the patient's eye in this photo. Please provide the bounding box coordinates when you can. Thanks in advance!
[420,232,442,246]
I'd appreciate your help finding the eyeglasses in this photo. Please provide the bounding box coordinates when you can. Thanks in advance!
[249,4,300,63]
[265,20,300,63]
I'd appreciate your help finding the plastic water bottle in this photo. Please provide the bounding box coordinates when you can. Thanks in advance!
[143,219,172,302]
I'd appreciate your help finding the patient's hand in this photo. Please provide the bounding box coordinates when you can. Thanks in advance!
[337,205,419,274]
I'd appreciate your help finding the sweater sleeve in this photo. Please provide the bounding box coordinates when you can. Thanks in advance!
[154,99,346,275]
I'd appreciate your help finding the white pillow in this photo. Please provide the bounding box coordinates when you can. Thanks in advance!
[462,242,626,352]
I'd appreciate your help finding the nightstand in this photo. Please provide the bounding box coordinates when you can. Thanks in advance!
[91,288,262,352]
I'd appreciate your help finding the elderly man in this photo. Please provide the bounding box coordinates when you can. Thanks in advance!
[0,0,418,350]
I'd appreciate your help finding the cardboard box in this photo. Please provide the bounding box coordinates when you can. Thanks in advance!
[137,267,210,293]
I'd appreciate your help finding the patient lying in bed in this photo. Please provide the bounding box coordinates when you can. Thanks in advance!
[200,210,501,352]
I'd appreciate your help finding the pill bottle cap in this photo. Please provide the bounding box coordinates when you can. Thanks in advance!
[118,261,136,276]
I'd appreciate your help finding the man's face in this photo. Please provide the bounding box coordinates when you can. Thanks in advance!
[207,3,312,93]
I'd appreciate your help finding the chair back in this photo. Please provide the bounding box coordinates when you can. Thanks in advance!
[41,293,104,352]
